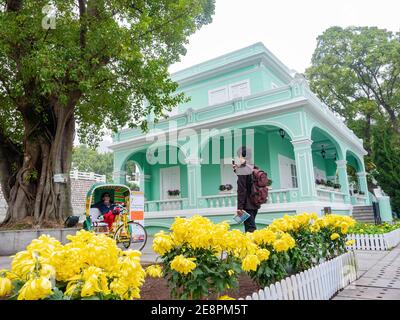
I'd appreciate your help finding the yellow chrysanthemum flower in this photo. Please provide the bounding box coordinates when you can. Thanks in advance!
[241,254,260,272]
[256,249,270,262]
[219,295,235,300]
[145,265,163,278]
[17,277,53,300]
[170,255,197,275]
[330,233,340,241]
[0,276,13,297]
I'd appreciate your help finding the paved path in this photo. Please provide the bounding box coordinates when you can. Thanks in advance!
[0,236,159,271]
[333,246,400,300]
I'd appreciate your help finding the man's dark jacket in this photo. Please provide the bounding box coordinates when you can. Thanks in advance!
[236,163,259,211]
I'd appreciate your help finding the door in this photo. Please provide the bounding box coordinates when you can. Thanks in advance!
[160,166,181,200]
[279,154,298,189]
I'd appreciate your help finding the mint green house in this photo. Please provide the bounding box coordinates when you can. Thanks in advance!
[109,43,387,234]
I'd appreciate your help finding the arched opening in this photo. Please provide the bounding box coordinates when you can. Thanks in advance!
[122,145,188,207]
[199,124,297,206]
[346,150,366,196]
[311,127,344,189]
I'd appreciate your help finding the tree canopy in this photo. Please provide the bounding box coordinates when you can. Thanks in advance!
[0,0,215,225]
[72,145,113,181]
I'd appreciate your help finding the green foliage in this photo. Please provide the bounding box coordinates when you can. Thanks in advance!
[306,26,400,131]
[0,0,216,147]
[371,124,400,214]
[161,247,241,300]
[349,221,400,235]
[72,145,113,182]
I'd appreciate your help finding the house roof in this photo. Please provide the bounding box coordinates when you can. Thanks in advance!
[171,42,295,86]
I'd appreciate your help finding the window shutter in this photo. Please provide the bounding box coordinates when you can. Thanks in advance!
[209,86,229,106]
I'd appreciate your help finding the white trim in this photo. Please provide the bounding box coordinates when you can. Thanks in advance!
[109,96,308,151]
[228,79,251,99]
[271,82,279,89]
[159,166,180,200]
[208,85,229,106]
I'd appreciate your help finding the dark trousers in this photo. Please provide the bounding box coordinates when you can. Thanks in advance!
[244,209,258,233]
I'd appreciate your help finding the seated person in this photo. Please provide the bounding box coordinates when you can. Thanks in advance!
[91,192,119,229]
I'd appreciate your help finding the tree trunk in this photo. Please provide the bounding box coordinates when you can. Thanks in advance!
[2,112,75,226]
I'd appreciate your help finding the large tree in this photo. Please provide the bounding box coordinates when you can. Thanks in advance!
[0,0,215,226]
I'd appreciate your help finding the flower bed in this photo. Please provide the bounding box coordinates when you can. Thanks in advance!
[150,213,357,299]
[0,231,145,300]
[239,251,357,300]
[1,213,358,300]
[346,222,400,250]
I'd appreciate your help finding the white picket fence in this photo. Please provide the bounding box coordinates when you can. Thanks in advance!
[239,251,357,300]
[346,228,400,251]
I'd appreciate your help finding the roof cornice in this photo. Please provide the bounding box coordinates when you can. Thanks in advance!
[171,42,294,86]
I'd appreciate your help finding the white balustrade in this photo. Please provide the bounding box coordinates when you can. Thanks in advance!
[316,187,346,203]
[144,198,186,212]
[200,189,297,208]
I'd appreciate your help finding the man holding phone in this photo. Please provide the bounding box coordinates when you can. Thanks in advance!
[232,146,258,233]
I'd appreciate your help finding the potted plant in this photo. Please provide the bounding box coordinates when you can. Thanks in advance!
[167,189,180,198]
[319,179,327,189]
[353,189,359,195]
[359,191,365,195]
[219,184,234,193]
[267,179,273,189]
[333,183,341,191]
[326,180,334,191]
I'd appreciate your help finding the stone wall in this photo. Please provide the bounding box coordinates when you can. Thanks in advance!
[0,178,99,222]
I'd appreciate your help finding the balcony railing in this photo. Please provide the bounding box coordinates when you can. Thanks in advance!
[199,188,299,209]
[316,188,347,203]
[145,198,187,212]
[351,194,368,206]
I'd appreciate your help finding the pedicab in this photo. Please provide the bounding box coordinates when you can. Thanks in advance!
[82,183,147,251]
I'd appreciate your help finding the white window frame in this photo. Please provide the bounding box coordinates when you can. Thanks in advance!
[160,166,180,200]
[208,85,229,106]
[228,79,251,100]
[278,154,298,189]
[220,158,237,191]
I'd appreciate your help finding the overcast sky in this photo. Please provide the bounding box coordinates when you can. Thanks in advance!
[96,0,400,153]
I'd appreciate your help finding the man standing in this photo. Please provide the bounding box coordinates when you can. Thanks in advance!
[233,146,259,233]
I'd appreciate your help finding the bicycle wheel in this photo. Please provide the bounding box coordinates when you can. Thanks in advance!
[114,221,147,251]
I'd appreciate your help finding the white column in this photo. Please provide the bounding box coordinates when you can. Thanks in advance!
[113,170,127,184]
[336,160,350,203]
[186,157,202,209]
[292,139,318,201]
